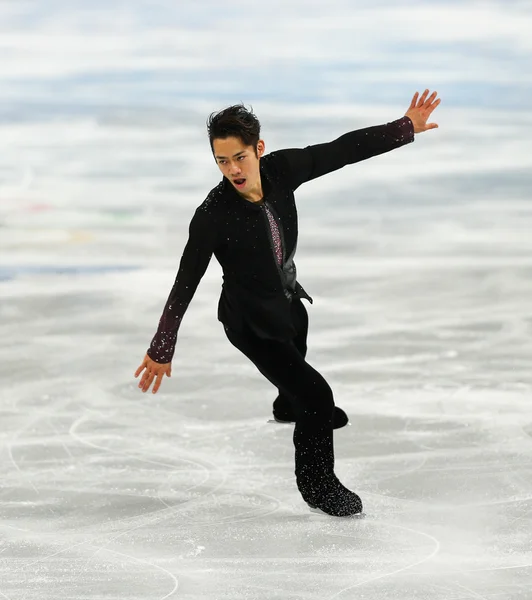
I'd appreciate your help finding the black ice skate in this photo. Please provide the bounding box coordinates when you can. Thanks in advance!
[272,400,349,429]
[298,472,363,518]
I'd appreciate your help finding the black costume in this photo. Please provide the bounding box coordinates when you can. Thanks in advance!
[147,116,415,515]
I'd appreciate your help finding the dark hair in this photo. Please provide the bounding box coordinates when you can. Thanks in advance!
[207,103,261,155]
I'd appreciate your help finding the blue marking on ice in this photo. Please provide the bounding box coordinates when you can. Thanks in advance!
[0,265,140,282]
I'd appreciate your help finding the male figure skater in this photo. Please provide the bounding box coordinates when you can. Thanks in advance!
[135,89,441,516]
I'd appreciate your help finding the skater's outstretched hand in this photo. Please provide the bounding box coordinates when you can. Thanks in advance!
[404,89,441,133]
[135,353,172,394]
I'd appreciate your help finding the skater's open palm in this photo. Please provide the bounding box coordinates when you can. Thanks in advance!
[404,89,441,133]
[135,354,172,394]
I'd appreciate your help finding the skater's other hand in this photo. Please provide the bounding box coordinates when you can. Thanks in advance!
[404,89,441,133]
[135,354,172,394]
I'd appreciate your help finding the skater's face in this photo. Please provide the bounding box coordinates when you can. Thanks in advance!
[213,136,265,200]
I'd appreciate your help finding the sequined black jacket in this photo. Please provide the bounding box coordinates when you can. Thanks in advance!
[147,116,415,363]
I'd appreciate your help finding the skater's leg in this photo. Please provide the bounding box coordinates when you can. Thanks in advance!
[272,299,349,429]
[273,298,308,416]
[291,297,309,357]
[225,326,334,468]
[224,326,362,516]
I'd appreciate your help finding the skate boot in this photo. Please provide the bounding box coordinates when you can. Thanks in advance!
[273,397,349,429]
[297,470,363,517]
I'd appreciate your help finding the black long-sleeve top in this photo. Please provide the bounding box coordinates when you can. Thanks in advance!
[147,116,415,363]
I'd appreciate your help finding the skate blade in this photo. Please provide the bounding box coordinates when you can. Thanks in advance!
[267,419,352,426]
[308,505,366,519]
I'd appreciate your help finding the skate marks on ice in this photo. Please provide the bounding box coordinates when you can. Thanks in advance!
[1,385,295,599]
[3,388,532,600]
[2,391,187,599]
[0,385,377,598]
[69,404,283,526]
[326,521,441,600]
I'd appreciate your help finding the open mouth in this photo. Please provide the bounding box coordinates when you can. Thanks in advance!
[233,178,246,188]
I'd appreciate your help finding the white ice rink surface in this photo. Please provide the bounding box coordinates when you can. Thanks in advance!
[2,1,532,599]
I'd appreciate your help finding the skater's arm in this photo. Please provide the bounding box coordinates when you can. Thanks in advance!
[278,89,440,191]
[146,207,217,365]
[278,116,414,190]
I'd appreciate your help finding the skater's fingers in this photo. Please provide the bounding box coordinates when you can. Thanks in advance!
[141,373,155,393]
[166,365,172,378]
[138,370,152,392]
[134,354,150,378]
[152,373,164,394]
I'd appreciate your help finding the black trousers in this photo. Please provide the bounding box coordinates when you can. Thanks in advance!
[224,298,336,486]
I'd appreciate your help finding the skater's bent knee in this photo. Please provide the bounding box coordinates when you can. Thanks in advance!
[301,383,335,417]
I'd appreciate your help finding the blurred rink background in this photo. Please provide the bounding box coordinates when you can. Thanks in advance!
[1,1,532,599]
